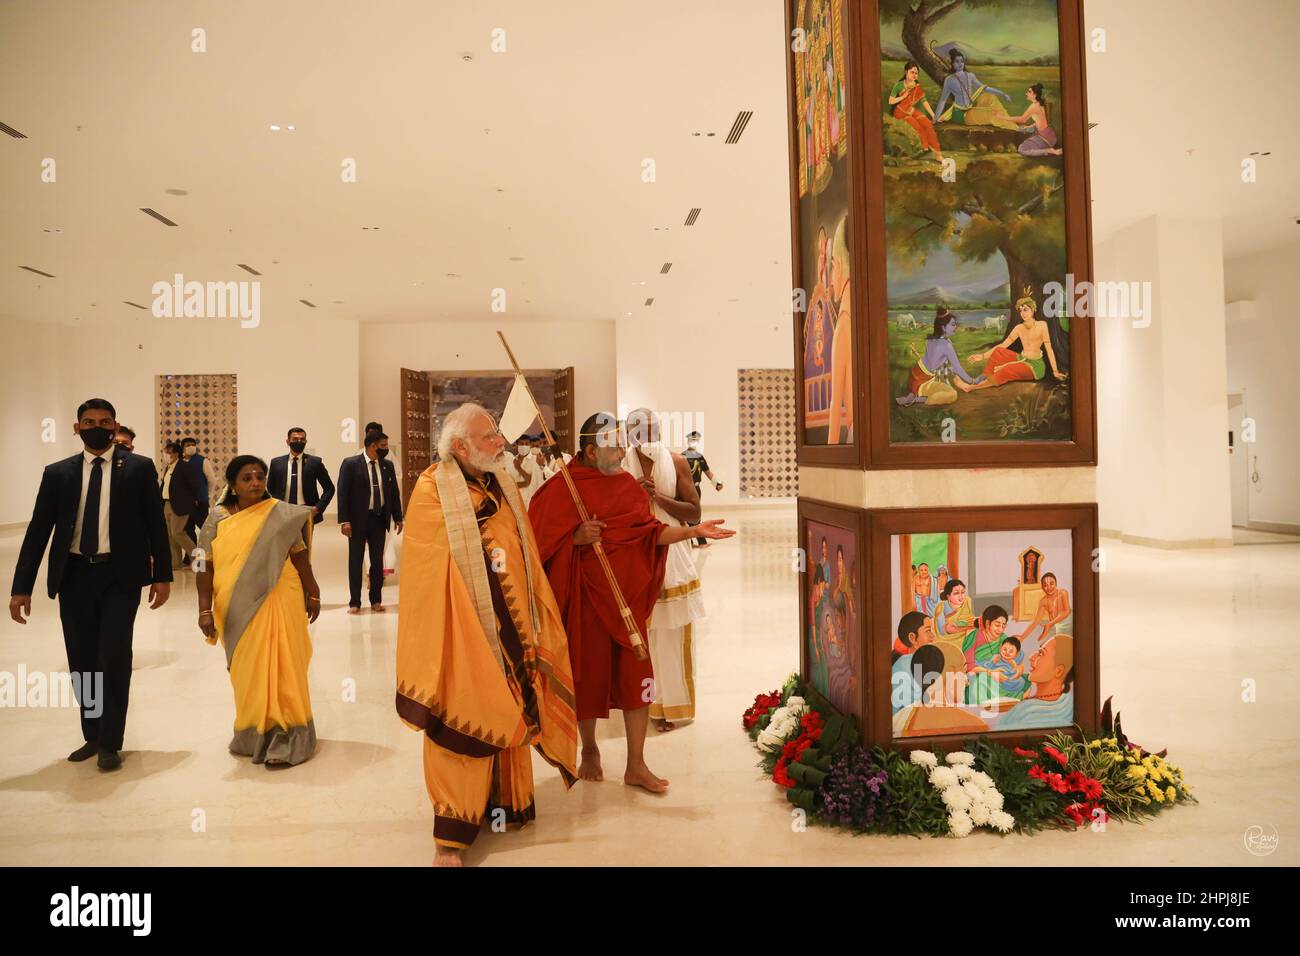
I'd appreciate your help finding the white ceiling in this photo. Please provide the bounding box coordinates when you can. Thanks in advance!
[1,0,1296,328]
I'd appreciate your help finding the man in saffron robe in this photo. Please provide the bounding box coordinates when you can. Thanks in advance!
[529,412,734,793]
[396,402,578,866]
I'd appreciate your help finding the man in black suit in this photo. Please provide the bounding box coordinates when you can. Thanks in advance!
[158,439,201,568]
[267,427,336,526]
[337,430,403,613]
[9,398,173,771]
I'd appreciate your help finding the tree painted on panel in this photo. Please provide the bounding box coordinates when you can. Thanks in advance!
[880,0,1045,84]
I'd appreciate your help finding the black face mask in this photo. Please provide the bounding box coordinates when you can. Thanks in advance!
[78,426,114,450]
[376,447,390,460]
[289,441,306,454]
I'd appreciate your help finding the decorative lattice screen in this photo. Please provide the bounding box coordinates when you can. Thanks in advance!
[156,374,238,483]
[737,368,798,498]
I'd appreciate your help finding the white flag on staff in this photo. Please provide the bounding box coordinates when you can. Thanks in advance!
[498,373,538,444]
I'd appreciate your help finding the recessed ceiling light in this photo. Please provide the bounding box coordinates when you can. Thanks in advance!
[632,281,646,285]
[165,188,189,196]
[287,125,296,131]
[509,256,524,261]
[445,273,461,279]
[270,124,280,131]
[461,53,474,62]
[333,300,345,304]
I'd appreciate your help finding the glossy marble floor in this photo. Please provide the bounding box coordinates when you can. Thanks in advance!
[0,508,1295,867]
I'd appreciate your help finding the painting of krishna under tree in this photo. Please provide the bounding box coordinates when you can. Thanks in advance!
[880,0,1074,443]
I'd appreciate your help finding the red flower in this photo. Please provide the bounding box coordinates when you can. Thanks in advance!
[1066,771,1088,792]
[1043,744,1068,767]
[1027,764,1047,781]
[1013,747,1038,758]
[773,756,795,788]
[1064,802,1087,827]
[1082,778,1104,801]
[1045,772,1069,794]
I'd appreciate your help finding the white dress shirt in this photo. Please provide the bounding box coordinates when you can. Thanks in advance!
[287,454,304,504]
[159,460,175,502]
[365,453,384,509]
[70,448,113,555]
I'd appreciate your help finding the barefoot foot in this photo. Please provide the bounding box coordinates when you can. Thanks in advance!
[654,719,677,734]
[578,749,604,782]
[434,846,464,867]
[624,763,670,794]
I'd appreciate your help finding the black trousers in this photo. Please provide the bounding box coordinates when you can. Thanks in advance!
[57,558,141,751]
[348,516,387,606]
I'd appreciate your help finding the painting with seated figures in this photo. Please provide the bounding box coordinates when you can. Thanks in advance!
[889,527,1077,738]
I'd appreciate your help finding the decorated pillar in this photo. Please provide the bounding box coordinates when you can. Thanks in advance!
[787,0,1099,747]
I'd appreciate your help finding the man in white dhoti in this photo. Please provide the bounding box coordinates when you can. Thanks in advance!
[623,408,706,731]
[507,434,547,506]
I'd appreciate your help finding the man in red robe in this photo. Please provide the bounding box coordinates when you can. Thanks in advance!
[529,412,734,793]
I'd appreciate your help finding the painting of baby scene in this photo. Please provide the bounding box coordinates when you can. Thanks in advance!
[805,519,861,717]
[878,0,1073,443]
[795,0,855,447]
[890,528,1076,738]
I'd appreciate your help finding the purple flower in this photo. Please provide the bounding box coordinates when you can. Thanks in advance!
[818,745,890,829]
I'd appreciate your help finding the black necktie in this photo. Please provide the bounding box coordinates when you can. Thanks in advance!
[289,458,299,504]
[369,459,381,512]
[81,457,105,556]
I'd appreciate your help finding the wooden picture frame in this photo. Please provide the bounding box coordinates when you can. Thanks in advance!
[787,0,870,469]
[789,0,1098,469]
[864,502,1099,749]
[797,498,870,731]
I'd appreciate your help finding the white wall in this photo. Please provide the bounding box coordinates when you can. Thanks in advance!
[1094,215,1232,545]
[358,318,617,463]
[1224,240,1300,529]
[1,313,360,525]
[0,317,74,525]
[615,314,792,507]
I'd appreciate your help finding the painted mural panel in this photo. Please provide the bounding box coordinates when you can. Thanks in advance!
[805,518,861,716]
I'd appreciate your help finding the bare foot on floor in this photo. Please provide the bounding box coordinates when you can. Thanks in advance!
[624,762,670,794]
[578,748,604,782]
[435,846,464,867]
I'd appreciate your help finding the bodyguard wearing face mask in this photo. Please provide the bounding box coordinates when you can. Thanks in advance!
[8,398,173,771]
[336,430,403,613]
[267,427,336,526]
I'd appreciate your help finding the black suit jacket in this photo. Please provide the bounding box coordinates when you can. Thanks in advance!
[336,453,403,532]
[268,453,336,524]
[161,458,201,516]
[12,445,174,600]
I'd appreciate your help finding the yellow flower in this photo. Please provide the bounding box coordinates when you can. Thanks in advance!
[1150,786,1165,803]
[1165,787,1176,802]
[1127,764,1147,780]
[1087,739,1102,749]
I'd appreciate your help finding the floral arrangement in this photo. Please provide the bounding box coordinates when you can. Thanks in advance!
[741,680,1193,839]
[913,750,1015,837]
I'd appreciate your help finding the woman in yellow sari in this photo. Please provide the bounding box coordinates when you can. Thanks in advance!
[196,455,321,767]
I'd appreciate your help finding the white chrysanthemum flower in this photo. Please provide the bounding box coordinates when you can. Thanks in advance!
[949,810,974,837]
[953,764,974,781]
[941,786,973,811]
[785,697,805,712]
[929,766,959,789]
[945,751,975,767]
[969,802,992,826]
[991,810,1015,833]
[961,781,985,801]
[910,750,938,769]
[983,789,1005,811]
[969,771,994,790]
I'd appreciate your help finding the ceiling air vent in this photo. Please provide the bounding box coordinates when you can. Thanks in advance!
[237,263,262,275]
[123,301,149,310]
[139,208,179,226]
[644,297,655,307]
[20,265,55,277]
[684,207,701,226]
[724,111,753,144]
[299,299,316,308]
[0,120,27,138]
[660,262,672,274]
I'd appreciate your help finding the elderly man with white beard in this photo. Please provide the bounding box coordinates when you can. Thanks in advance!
[395,402,578,867]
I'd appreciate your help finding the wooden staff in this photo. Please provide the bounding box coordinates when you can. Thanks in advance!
[497,331,648,661]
